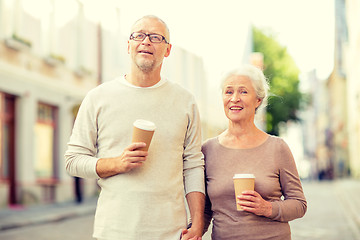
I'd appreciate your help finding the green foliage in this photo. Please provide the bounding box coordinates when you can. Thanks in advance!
[252,27,303,135]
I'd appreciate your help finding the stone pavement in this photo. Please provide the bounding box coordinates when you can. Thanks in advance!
[290,179,360,240]
[0,198,96,231]
[334,178,360,230]
[0,179,360,239]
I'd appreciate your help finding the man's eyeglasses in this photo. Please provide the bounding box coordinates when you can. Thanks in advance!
[130,32,169,44]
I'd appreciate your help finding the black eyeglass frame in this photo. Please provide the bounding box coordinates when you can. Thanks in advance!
[129,32,169,44]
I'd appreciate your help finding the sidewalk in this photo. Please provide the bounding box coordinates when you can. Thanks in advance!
[1,179,359,238]
[333,178,360,236]
[0,198,97,231]
[288,179,360,240]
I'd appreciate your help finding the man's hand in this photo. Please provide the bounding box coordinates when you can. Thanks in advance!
[96,142,148,178]
[181,228,202,240]
[180,192,205,240]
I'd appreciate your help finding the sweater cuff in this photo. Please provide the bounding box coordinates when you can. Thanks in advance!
[270,201,280,220]
[92,158,101,179]
[184,166,205,195]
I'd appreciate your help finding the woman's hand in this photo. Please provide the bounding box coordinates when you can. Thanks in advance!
[237,190,272,217]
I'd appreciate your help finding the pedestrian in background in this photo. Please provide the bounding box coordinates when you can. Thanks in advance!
[65,15,204,240]
[202,64,307,240]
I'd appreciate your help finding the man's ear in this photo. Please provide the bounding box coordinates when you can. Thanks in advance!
[164,43,172,58]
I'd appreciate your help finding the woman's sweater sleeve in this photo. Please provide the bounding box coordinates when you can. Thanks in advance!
[203,183,213,234]
[269,139,307,222]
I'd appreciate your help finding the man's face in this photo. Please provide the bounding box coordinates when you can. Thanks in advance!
[128,18,171,72]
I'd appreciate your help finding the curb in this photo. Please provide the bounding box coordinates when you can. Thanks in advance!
[0,199,96,231]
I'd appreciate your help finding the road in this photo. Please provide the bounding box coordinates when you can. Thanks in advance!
[0,181,359,239]
[290,180,360,240]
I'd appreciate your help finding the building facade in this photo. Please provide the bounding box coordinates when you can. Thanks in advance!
[0,0,208,208]
[0,0,101,208]
[320,0,360,179]
[326,0,360,178]
[343,0,360,178]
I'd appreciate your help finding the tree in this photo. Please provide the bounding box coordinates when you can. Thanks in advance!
[252,27,303,135]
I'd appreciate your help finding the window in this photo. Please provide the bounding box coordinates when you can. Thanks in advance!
[34,103,58,180]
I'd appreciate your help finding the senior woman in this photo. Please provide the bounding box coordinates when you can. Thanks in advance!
[202,64,307,240]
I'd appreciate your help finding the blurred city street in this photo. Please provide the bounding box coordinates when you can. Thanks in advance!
[0,179,360,240]
[290,179,360,240]
[0,1,360,240]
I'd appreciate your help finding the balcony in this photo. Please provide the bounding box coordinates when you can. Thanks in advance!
[4,34,32,51]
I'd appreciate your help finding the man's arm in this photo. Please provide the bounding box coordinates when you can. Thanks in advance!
[181,97,205,239]
[181,191,205,240]
[187,191,205,233]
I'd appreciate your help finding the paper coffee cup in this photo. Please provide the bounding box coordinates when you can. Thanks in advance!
[131,119,156,151]
[233,174,255,211]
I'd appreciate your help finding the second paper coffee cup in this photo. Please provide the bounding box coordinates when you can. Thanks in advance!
[131,119,156,151]
[233,174,255,211]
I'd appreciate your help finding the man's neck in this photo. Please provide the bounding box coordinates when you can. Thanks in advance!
[126,68,161,87]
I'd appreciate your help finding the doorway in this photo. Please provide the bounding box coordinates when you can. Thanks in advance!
[0,92,16,205]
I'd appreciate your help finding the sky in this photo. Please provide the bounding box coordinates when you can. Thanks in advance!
[84,0,335,128]
[23,0,335,81]
[113,0,335,81]
[22,0,335,130]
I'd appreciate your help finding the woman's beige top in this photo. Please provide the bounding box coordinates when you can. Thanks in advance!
[202,135,307,240]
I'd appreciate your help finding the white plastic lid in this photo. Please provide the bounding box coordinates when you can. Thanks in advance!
[233,174,255,179]
[133,119,156,131]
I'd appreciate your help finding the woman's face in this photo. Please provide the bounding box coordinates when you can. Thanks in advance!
[222,75,262,123]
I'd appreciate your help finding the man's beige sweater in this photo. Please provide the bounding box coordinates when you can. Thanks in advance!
[65,76,205,240]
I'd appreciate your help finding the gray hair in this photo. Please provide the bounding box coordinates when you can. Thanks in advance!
[131,15,170,42]
[221,64,270,110]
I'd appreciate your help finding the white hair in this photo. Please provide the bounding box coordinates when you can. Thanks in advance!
[132,15,170,42]
[221,64,270,109]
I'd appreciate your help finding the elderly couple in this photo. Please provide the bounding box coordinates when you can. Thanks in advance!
[65,15,307,240]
